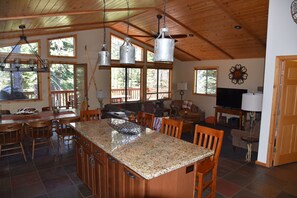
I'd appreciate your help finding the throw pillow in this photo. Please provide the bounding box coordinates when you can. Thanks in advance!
[182,100,192,109]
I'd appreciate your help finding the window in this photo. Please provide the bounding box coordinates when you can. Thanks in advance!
[0,63,39,100]
[48,36,76,57]
[111,35,143,61]
[147,50,154,63]
[50,63,74,107]
[0,41,39,55]
[146,69,171,100]
[111,67,141,103]
[194,67,217,95]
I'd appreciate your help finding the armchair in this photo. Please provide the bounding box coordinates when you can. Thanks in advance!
[170,100,205,122]
[230,120,260,152]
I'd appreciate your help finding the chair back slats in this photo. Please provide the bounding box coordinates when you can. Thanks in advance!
[26,120,53,139]
[0,123,27,161]
[0,123,23,145]
[137,112,155,129]
[160,118,183,139]
[80,109,101,121]
[193,125,224,162]
[0,110,11,115]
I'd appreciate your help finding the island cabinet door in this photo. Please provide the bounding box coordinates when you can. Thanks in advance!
[76,141,84,181]
[122,166,146,198]
[82,147,93,190]
[106,155,123,198]
[92,146,107,198]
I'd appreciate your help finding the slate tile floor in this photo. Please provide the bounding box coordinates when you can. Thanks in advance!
[0,132,297,198]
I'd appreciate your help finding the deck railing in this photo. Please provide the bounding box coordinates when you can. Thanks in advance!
[111,88,140,103]
[51,90,75,108]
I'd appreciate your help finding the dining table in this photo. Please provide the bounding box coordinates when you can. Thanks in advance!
[0,109,79,125]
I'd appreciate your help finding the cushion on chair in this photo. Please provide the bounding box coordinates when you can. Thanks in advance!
[182,100,192,109]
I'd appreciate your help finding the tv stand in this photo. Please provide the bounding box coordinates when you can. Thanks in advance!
[214,106,246,129]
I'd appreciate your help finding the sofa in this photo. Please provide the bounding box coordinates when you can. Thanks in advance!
[170,100,205,122]
[230,120,260,152]
[102,100,168,118]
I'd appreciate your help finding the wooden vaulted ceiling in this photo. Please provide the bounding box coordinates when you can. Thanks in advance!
[0,0,269,61]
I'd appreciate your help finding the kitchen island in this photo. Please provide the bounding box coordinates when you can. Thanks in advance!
[71,118,213,198]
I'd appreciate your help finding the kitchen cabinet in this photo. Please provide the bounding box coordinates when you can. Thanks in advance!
[92,145,106,198]
[122,166,146,198]
[106,154,122,198]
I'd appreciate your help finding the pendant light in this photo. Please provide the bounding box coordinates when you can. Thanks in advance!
[154,0,175,63]
[98,0,110,66]
[120,0,135,64]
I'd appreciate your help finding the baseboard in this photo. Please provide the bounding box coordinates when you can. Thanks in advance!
[255,160,270,168]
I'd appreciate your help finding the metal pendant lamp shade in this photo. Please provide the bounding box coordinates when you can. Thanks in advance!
[154,27,175,62]
[120,37,135,64]
[98,44,110,66]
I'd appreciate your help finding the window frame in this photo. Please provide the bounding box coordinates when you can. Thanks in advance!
[146,68,172,101]
[193,66,218,96]
[0,40,41,58]
[47,35,77,58]
[110,66,143,103]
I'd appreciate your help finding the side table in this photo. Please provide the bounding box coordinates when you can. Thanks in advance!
[241,136,259,162]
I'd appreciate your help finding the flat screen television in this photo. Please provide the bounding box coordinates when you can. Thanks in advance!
[216,87,247,109]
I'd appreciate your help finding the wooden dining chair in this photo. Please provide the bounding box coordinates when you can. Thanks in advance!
[137,111,155,129]
[0,110,11,115]
[0,123,27,161]
[80,109,101,121]
[41,106,51,112]
[160,118,183,139]
[56,117,80,151]
[25,120,53,160]
[193,125,224,198]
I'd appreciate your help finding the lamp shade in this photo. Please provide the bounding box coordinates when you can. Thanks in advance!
[241,93,263,112]
[120,37,135,64]
[96,89,107,99]
[177,82,188,91]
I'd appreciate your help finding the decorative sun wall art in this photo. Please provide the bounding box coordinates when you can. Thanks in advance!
[292,0,297,24]
[228,64,248,85]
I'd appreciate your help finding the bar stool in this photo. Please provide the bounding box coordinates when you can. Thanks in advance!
[56,117,80,151]
[0,123,27,161]
[193,125,224,198]
[137,111,155,129]
[25,120,53,160]
[80,109,101,121]
[160,118,183,139]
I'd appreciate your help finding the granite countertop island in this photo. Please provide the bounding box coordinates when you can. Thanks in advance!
[70,118,214,180]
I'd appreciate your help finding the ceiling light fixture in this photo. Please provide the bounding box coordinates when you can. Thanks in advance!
[154,0,175,63]
[98,0,110,66]
[0,25,48,72]
[119,0,135,64]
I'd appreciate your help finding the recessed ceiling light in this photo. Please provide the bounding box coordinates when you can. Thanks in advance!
[234,25,242,30]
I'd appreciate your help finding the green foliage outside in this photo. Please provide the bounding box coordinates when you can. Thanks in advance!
[50,64,74,91]
[0,42,38,54]
[147,51,154,62]
[49,37,74,56]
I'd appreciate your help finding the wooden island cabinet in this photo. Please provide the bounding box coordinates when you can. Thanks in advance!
[72,119,213,198]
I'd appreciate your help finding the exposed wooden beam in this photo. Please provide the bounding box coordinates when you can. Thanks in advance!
[155,8,234,59]
[0,7,156,21]
[212,0,266,47]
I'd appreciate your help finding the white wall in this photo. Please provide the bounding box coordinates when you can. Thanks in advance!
[174,58,265,117]
[257,0,297,163]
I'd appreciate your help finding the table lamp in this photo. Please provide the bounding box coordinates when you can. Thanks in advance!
[177,82,187,100]
[241,92,263,162]
[97,89,107,109]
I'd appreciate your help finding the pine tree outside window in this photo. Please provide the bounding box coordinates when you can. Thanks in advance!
[194,67,218,95]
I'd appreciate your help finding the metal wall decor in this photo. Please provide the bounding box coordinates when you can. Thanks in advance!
[228,64,248,84]
[292,0,297,24]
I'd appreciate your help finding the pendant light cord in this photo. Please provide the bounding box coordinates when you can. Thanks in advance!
[126,0,130,36]
[163,0,166,27]
[103,0,106,44]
